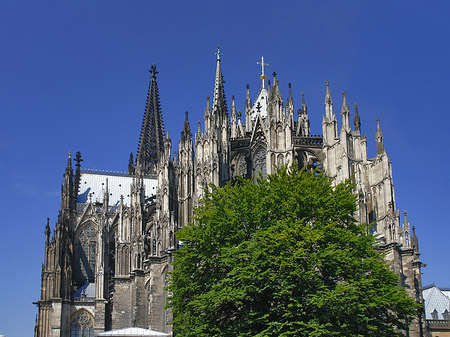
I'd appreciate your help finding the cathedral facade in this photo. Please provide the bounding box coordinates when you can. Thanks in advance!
[35,49,425,336]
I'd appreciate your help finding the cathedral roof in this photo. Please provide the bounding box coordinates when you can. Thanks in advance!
[96,327,170,336]
[76,171,157,206]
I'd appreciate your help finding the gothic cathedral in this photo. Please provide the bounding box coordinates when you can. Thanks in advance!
[35,48,425,336]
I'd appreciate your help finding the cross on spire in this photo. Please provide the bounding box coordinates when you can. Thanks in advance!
[215,45,222,61]
[150,64,158,77]
[257,56,269,88]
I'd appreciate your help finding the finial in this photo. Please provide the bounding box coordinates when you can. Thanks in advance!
[272,71,277,78]
[246,84,249,90]
[237,110,241,119]
[302,91,305,104]
[206,95,210,109]
[215,45,221,61]
[232,95,235,107]
[185,111,189,120]
[377,118,381,129]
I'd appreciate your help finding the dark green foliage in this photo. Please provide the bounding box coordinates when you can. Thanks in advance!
[168,166,418,336]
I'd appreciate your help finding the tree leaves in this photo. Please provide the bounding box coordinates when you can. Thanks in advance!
[168,166,417,336]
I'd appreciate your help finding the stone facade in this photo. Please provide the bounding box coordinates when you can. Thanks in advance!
[35,48,425,336]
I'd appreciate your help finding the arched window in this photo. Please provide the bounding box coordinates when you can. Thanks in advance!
[253,146,266,178]
[75,222,97,285]
[71,310,94,337]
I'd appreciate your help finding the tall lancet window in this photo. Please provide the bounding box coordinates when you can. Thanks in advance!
[253,146,266,178]
[75,222,97,285]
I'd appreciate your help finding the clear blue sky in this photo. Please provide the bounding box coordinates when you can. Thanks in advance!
[1,1,449,336]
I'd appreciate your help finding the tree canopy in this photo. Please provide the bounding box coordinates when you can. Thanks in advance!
[168,167,418,337]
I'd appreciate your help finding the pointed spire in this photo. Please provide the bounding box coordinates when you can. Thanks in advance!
[45,218,51,247]
[65,151,72,173]
[61,151,74,209]
[212,46,228,116]
[128,152,135,175]
[341,91,348,113]
[136,63,165,175]
[267,80,271,97]
[181,111,192,142]
[73,151,82,201]
[354,103,361,133]
[302,91,307,114]
[325,80,332,105]
[341,91,350,132]
[288,83,293,105]
[376,118,384,155]
[324,80,333,118]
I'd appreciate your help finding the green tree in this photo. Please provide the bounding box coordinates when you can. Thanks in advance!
[168,167,418,336]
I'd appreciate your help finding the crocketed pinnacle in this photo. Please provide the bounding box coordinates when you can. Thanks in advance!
[136,64,165,175]
[325,80,332,106]
[212,46,228,117]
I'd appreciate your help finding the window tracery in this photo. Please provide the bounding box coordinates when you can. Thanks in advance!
[70,310,94,337]
[75,222,97,285]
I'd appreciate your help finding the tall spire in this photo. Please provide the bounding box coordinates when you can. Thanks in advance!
[212,46,228,117]
[136,64,165,175]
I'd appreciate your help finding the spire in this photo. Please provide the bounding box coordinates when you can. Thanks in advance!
[136,64,165,175]
[61,152,74,209]
[325,80,332,105]
[324,80,333,118]
[73,151,82,200]
[181,111,192,142]
[288,83,293,105]
[354,103,361,133]
[302,91,307,114]
[128,152,135,175]
[376,118,384,155]
[45,218,51,247]
[212,46,228,116]
[341,91,350,132]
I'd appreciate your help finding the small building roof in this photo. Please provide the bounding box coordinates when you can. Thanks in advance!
[96,327,170,336]
[423,285,450,320]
